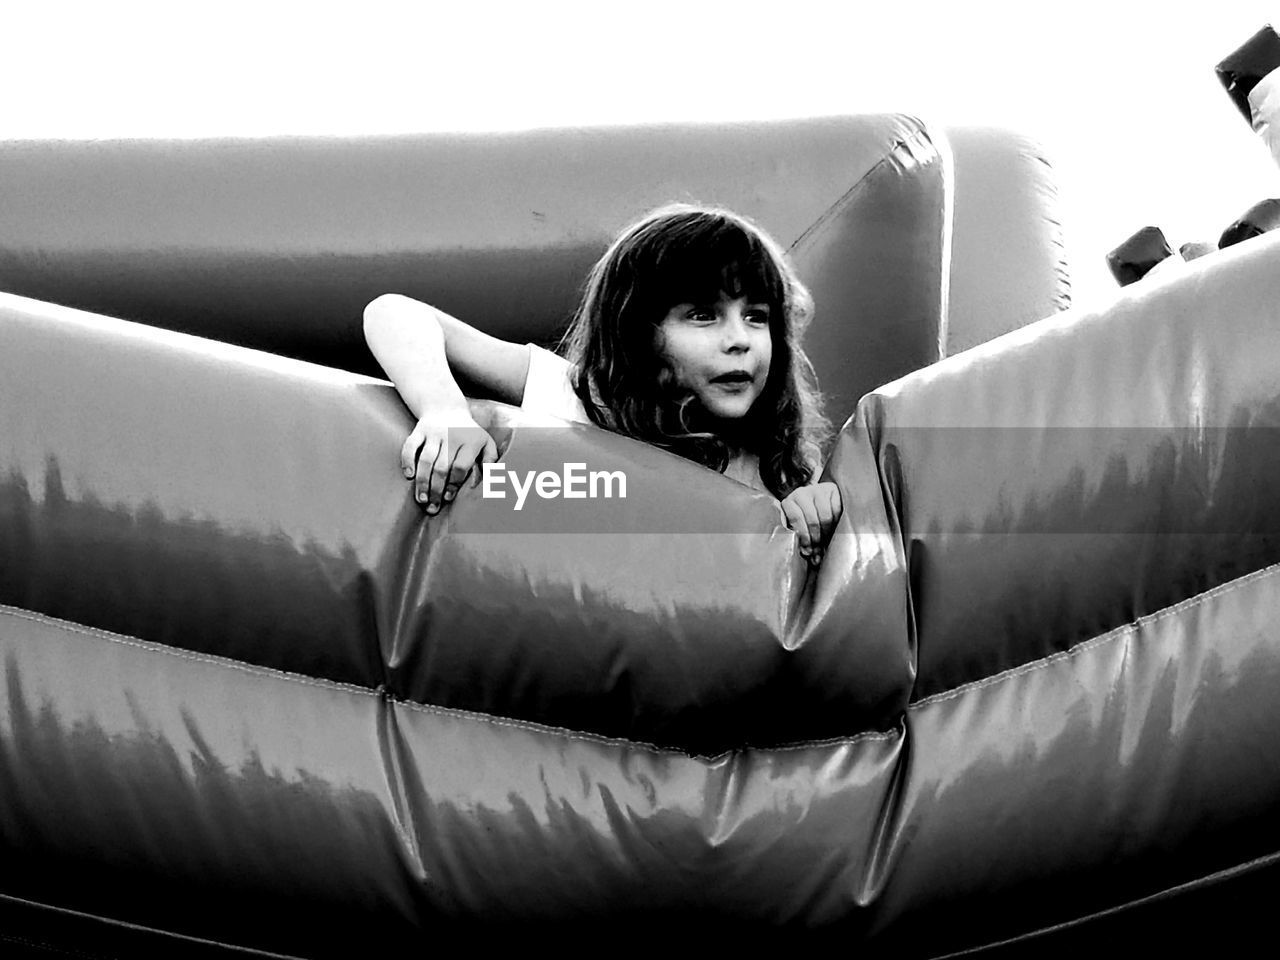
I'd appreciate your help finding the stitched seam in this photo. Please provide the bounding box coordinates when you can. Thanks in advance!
[911,557,1280,711]
[0,891,307,959]
[931,845,1280,959]
[14,554,1270,754]
[0,602,900,761]
[788,120,938,253]
[0,603,380,701]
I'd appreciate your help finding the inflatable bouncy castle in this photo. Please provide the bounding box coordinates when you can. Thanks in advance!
[4,108,1280,957]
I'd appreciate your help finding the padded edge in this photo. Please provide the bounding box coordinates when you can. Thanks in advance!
[942,125,1072,355]
[865,559,1280,953]
[0,115,947,426]
[0,291,913,752]
[790,117,950,422]
[861,230,1280,697]
[0,602,902,949]
[6,546,1279,951]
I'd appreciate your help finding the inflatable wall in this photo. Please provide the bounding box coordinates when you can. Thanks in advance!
[6,115,1278,957]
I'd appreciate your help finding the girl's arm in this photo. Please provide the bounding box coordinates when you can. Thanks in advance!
[362,293,530,513]
[363,293,530,413]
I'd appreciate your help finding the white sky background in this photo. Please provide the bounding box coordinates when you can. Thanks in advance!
[5,1,1280,312]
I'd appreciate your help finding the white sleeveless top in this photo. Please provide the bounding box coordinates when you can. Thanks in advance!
[521,344,767,493]
[520,344,590,423]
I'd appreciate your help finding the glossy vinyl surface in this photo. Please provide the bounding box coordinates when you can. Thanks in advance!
[0,115,949,430]
[871,558,1280,955]
[5,548,1280,954]
[0,291,912,752]
[0,603,905,952]
[943,125,1073,352]
[866,230,1280,700]
[0,607,416,958]
[0,117,1071,436]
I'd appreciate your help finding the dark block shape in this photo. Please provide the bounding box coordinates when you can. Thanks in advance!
[1106,225,1173,286]
[1215,24,1280,122]
[1219,197,1280,248]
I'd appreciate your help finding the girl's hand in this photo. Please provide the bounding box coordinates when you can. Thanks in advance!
[780,481,843,565]
[402,403,499,515]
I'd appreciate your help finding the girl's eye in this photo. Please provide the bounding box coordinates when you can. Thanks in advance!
[686,309,714,323]
[745,310,770,325]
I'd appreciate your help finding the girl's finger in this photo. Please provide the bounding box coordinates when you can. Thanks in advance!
[781,499,811,551]
[401,429,425,479]
[826,482,843,518]
[797,496,823,549]
[428,442,458,512]
[813,492,837,540]
[822,484,844,543]
[789,490,822,548]
[416,440,443,510]
[443,443,478,503]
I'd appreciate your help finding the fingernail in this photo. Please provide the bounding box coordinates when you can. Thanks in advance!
[404,467,413,478]
[417,491,428,503]
[443,490,454,502]
[426,503,438,515]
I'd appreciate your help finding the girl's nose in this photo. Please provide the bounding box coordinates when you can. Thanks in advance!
[722,310,752,351]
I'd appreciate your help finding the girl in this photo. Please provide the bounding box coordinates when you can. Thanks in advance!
[363,204,843,563]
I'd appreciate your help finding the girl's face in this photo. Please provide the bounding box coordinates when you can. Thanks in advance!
[655,290,773,421]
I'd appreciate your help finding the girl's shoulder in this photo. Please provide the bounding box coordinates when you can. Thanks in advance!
[521,344,590,424]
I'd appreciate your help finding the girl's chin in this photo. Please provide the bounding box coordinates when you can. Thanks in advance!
[682,389,761,434]
[702,401,751,419]
[701,398,759,424]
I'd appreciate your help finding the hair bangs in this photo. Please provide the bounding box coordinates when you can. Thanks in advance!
[650,220,785,312]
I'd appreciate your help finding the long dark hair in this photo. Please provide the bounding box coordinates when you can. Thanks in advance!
[558,203,830,499]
